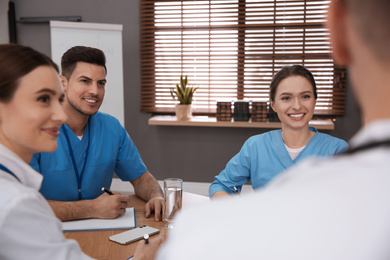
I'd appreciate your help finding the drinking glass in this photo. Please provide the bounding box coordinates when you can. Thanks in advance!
[163,178,183,228]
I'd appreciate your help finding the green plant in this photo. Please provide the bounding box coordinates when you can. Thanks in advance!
[170,75,198,104]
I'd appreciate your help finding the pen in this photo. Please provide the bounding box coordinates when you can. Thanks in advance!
[233,186,239,193]
[143,234,149,244]
[101,187,114,195]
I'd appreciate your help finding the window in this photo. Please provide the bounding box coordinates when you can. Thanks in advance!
[140,0,346,116]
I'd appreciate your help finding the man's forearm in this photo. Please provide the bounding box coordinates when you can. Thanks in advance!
[132,171,164,201]
[48,200,95,222]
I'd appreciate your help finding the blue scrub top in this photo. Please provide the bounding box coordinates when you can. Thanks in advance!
[30,112,147,201]
[209,127,348,197]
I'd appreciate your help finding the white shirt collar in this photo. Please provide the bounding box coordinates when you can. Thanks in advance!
[349,119,390,149]
[0,144,42,190]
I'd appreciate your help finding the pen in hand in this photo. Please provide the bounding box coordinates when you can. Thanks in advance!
[102,187,114,195]
[233,186,239,193]
[143,234,149,244]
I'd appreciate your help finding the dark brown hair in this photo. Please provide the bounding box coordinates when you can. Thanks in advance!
[61,46,107,80]
[269,65,317,102]
[0,44,58,103]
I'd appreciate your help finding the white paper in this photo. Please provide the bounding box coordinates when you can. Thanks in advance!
[62,207,135,232]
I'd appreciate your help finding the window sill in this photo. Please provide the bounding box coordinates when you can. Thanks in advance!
[148,115,334,130]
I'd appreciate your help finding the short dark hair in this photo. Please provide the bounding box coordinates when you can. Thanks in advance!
[0,44,58,103]
[340,0,390,62]
[61,46,107,80]
[269,65,317,102]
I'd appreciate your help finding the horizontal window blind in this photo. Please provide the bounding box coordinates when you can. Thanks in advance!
[140,0,346,116]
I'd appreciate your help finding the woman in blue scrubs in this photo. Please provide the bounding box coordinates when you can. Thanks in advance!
[210,65,348,198]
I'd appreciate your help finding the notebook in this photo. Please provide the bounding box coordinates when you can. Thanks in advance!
[62,207,136,232]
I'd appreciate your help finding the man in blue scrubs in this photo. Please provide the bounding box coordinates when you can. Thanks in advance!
[30,46,164,222]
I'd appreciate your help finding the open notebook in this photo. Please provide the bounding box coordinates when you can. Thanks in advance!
[62,207,136,232]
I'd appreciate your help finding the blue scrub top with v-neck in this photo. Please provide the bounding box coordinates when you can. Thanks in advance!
[30,112,147,201]
[209,127,349,197]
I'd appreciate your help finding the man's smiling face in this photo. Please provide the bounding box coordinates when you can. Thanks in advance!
[62,61,106,116]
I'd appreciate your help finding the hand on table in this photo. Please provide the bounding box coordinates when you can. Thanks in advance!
[144,197,164,222]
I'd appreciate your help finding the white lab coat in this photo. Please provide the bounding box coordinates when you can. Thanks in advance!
[0,144,92,260]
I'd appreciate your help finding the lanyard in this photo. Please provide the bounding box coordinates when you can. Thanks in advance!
[0,164,21,182]
[344,139,390,155]
[62,121,90,200]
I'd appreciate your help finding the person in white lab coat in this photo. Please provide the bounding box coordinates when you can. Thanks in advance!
[0,44,93,259]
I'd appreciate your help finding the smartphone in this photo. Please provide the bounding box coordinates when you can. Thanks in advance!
[109,225,160,245]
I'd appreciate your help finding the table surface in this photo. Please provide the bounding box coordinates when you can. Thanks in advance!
[64,192,209,260]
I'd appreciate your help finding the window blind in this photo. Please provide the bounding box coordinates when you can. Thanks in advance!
[140,0,346,116]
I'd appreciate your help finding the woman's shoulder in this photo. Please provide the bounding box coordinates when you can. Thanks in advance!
[313,130,349,150]
[0,180,42,210]
[246,129,282,145]
[315,131,347,143]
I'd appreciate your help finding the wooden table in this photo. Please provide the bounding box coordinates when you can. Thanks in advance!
[64,192,209,260]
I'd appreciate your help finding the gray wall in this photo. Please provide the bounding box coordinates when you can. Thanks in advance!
[0,0,9,43]
[13,0,362,183]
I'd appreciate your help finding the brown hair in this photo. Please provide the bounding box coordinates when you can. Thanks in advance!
[269,65,317,102]
[61,46,107,80]
[0,44,58,103]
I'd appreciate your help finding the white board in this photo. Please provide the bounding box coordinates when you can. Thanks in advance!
[50,21,124,126]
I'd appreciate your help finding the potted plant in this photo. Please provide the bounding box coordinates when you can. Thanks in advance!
[170,75,198,120]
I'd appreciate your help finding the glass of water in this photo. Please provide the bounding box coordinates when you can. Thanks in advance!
[163,178,183,228]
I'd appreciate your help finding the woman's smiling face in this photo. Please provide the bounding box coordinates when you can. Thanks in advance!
[270,75,316,131]
[0,65,67,162]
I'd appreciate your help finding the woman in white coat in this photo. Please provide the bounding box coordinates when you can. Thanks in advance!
[0,44,92,259]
